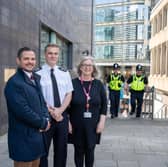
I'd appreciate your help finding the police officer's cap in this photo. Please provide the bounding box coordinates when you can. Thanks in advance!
[136,64,143,71]
[113,63,120,69]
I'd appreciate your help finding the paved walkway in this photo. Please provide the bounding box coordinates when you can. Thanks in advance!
[1,118,168,167]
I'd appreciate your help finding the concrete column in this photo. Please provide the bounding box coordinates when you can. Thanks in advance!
[160,12,162,31]
[163,6,167,28]
[159,45,161,75]
[162,8,164,29]
[151,20,153,36]
[163,43,166,75]
[152,19,155,36]
[156,46,161,75]
[156,15,159,33]
[167,6,168,26]
[166,42,168,76]
[154,48,156,75]
[150,49,152,75]
[155,47,158,75]
[150,49,153,75]
[154,17,156,35]
[151,49,155,75]
[160,43,165,76]
[160,44,163,76]
[157,14,160,32]
[153,48,156,75]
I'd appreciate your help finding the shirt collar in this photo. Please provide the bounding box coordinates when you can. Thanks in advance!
[43,64,58,72]
[23,70,32,79]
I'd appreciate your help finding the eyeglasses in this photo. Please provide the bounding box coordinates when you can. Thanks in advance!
[81,64,93,67]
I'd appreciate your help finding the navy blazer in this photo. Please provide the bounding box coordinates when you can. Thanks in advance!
[4,68,50,162]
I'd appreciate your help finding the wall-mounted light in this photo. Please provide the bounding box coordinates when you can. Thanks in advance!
[82,50,89,56]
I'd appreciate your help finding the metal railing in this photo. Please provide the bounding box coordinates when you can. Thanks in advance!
[155,104,168,119]
[142,86,155,119]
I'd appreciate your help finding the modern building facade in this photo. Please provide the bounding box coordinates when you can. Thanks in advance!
[149,0,168,118]
[0,0,92,135]
[94,0,151,79]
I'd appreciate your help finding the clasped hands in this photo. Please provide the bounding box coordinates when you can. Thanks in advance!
[48,106,64,122]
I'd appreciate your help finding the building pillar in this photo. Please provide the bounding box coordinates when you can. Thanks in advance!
[163,43,166,75]
[156,15,159,33]
[166,42,168,76]
[155,47,158,75]
[162,8,164,29]
[152,48,156,75]
[167,6,168,26]
[150,49,153,75]
[160,44,163,76]
[160,11,162,31]
[159,45,161,75]
[163,6,167,28]
[154,17,157,35]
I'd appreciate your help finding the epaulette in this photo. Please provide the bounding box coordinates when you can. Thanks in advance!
[58,66,67,72]
[34,67,42,72]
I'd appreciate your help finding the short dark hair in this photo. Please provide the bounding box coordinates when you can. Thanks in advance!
[44,44,60,53]
[17,47,33,59]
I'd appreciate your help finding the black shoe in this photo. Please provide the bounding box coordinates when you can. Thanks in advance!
[111,115,114,119]
[129,112,134,115]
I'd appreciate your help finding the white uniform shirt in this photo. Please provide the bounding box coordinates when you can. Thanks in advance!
[37,64,73,107]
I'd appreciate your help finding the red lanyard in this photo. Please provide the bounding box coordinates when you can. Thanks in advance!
[80,77,92,111]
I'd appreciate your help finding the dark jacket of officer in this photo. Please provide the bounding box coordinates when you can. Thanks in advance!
[4,68,49,162]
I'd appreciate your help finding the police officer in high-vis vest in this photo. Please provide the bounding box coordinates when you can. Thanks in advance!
[126,64,148,117]
[107,63,125,118]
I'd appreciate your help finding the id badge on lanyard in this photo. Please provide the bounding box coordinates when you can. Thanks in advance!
[84,103,92,118]
[80,77,92,119]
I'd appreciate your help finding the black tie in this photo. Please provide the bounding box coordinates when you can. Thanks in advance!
[50,68,61,107]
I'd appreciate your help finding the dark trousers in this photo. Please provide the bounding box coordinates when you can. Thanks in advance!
[74,145,95,167]
[109,90,120,117]
[40,114,68,167]
[130,91,144,117]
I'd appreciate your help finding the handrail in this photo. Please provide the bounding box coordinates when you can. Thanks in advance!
[158,104,168,113]
[155,104,168,119]
[143,86,155,119]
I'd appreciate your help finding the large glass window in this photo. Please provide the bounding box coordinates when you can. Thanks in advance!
[95,24,144,41]
[96,4,145,23]
[40,26,70,68]
[40,28,50,65]
[95,44,145,61]
[94,1,150,63]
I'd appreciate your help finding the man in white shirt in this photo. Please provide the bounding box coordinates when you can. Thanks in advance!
[37,44,73,167]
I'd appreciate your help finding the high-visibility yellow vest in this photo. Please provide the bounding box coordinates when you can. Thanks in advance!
[109,74,122,91]
[130,75,145,91]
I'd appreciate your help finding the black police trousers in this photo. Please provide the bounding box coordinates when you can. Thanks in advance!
[109,90,120,117]
[130,91,144,117]
[40,113,68,167]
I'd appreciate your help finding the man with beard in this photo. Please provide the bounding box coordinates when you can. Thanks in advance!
[4,47,50,167]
